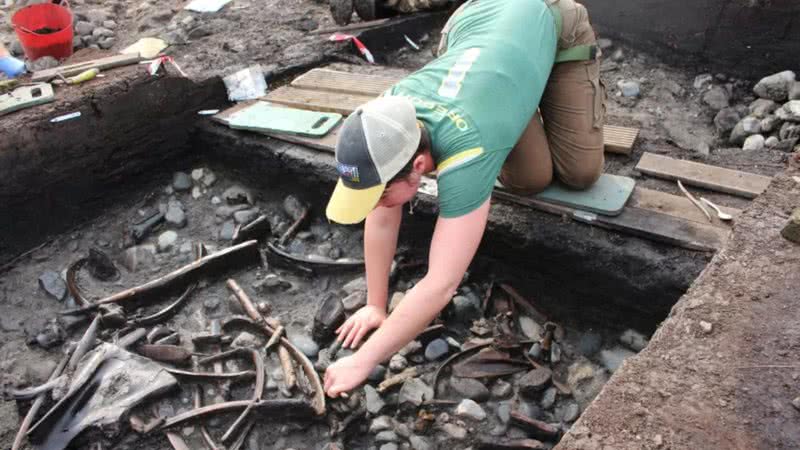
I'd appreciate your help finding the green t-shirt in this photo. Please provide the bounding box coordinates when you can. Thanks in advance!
[387,0,557,217]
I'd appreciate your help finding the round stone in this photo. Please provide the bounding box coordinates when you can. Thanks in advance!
[286,330,319,358]
[518,367,552,398]
[455,399,486,421]
[172,172,192,191]
[743,134,766,151]
[765,136,780,148]
[389,354,408,372]
[562,402,580,422]
[165,204,186,228]
[450,377,490,402]
[157,231,178,252]
[491,379,513,399]
[617,80,640,97]
[424,339,449,361]
[540,387,557,409]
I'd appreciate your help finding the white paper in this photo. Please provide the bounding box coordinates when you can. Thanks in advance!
[184,0,233,13]
[222,66,268,102]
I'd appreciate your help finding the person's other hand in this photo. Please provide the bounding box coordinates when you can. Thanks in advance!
[336,304,386,349]
[0,56,25,78]
[324,354,373,398]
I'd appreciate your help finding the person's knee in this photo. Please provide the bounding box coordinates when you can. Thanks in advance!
[501,169,553,195]
[558,163,602,190]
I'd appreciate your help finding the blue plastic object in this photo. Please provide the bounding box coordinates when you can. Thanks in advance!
[0,56,25,78]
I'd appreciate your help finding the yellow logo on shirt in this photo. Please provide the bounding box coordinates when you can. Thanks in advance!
[396,95,471,132]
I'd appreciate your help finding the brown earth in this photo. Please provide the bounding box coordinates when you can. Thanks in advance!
[559,167,800,450]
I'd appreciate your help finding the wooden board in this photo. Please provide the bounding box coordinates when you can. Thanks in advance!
[291,69,398,96]
[264,68,640,154]
[210,106,727,251]
[635,152,772,199]
[212,99,256,123]
[604,125,639,155]
[492,189,729,252]
[31,54,143,82]
[629,187,740,227]
[264,86,373,116]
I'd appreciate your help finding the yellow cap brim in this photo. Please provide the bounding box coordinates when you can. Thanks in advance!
[326,179,386,224]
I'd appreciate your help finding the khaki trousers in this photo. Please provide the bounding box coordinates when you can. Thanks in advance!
[440,0,607,194]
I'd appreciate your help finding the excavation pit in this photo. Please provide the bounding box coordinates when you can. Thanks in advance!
[1,4,799,448]
[0,146,694,449]
[0,66,712,449]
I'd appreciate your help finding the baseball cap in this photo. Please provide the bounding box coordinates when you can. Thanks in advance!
[326,97,421,224]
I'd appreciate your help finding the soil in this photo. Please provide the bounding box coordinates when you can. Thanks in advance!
[32,27,61,35]
[558,167,800,450]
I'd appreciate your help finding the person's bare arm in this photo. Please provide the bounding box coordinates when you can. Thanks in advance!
[336,204,403,348]
[365,205,403,309]
[325,198,490,396]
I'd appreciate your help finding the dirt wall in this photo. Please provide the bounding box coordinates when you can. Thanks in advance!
[586,0,800,77]
[0,69,227,263]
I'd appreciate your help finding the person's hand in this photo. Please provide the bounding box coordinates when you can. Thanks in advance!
[336,304,386,349]
[0,56,25,78]
[324,354,374,398]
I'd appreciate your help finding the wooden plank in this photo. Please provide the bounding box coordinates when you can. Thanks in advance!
[588,205,729,252]
[216,69,640,155]
[264,86,373,116]
[603,125,639,155]
[264,121,641,158]
[629,187,740,227]
[212,100,258,124]
[635,152,772,199]
[31,54,143,82]
[258,122,341,152]
[210,104,725,251]
[493,190,728,252]
[291,69,399,97]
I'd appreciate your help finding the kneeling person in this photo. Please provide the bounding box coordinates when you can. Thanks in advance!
[323,0,605,397]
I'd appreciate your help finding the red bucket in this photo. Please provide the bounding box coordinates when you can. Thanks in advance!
[12,1,74,61]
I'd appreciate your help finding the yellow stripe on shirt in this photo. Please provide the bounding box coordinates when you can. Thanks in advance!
[436,147,484,175]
